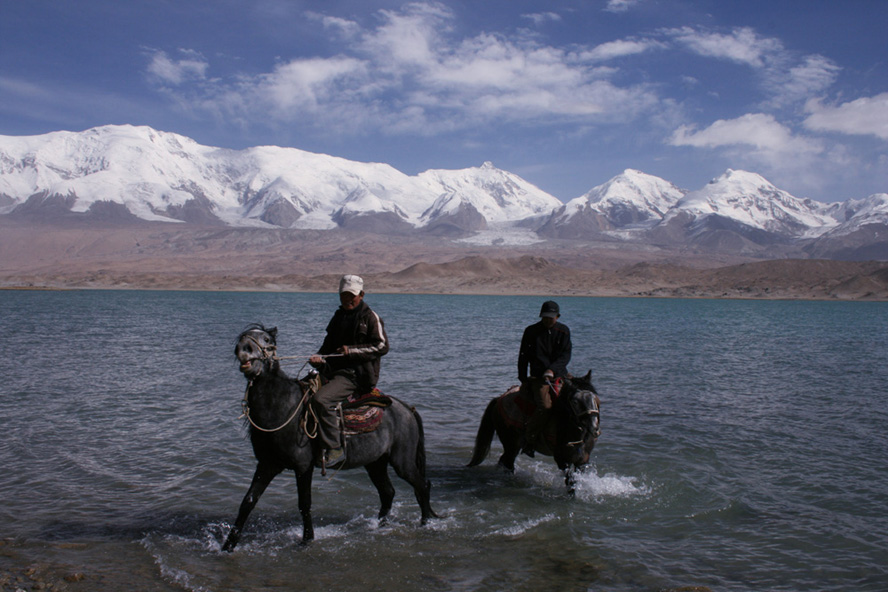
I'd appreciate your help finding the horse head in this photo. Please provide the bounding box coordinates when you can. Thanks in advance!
[558,370,601,468]
[235,324,279,378]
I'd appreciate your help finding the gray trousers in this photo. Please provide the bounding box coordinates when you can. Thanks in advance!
[312,373,360,449]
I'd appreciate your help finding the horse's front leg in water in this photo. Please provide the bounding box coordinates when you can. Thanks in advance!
[295,469,314,543]
[365,458,395,524]
[564,468,579,497]
[222,464,280,552]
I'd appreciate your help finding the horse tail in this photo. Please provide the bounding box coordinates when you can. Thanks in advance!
[466,398,498,467]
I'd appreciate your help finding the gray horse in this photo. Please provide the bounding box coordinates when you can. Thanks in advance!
[222,325,436,551]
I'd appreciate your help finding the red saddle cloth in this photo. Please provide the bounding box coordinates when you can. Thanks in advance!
[342,389,392,434]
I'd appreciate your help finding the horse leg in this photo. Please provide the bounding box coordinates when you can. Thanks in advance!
[388,442,437,525]
[222,463,279,552]
[365,458,395,524]
[564,468,577,497]
[390,462,436,525]
[295,468,315,543]
[496,430,520,473]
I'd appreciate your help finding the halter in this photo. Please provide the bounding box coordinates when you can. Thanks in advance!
[241,333,278,368]
[562,384,601,446]
[235,330,343,434]
[238,331,302,433]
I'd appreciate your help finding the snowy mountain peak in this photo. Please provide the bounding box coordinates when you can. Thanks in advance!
[416,162,562,225]
[668,169,835,236]
[554,169,685,229]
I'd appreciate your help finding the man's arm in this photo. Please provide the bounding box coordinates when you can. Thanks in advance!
[346,310,389,361]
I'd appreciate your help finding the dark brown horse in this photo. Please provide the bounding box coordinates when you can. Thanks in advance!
[222,325,436,551]
[467,371,601,492]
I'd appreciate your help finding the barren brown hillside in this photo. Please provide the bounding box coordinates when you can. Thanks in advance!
[1,220,886,300]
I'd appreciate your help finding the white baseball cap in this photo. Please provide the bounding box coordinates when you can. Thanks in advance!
[339,274,364,295]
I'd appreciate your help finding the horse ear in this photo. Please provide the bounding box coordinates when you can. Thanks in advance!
[583,369,592,382]
[269,326,278,341]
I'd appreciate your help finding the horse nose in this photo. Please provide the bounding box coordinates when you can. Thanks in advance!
[236,345,251,362]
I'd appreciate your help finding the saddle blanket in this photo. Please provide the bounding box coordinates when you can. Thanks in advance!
[496,385,533,431]
[342,388,392,435]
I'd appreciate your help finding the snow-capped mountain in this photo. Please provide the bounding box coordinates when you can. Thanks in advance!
[0,125,554,233]
[537,169,686,238]
[416,162,562,234]
[660,169,836,238]
[1,125,886,259]
[821,193,888,236]
[805,193,888,260]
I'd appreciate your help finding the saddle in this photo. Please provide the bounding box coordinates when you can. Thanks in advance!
[299,374,392,436]
[341,389,392,435]
[496,379,562,431]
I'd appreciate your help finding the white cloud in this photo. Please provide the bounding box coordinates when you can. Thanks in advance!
[257,57,368,114]
[804,93,888,140]
[668,26,782,68]
[578,39,664,62]
[358,2,452,69]
[762,54,840,108]
[522,12,561,26]
[146,50,208,85]
[307,12,361,38]
[149,3,664,135]
[669,113,850,196]
[670,113,822,154]
[665,26,840,109]
[604,0,641,13]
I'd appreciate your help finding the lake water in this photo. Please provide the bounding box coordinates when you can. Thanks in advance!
[1,290,887,591]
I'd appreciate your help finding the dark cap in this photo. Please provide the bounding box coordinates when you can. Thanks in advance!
[539,300,560,318]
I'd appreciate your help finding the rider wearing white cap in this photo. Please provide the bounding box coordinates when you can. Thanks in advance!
[309,274,389,468]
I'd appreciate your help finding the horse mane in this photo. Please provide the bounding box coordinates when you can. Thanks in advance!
[564,371,597,395]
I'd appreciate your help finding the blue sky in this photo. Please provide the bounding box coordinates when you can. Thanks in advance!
[1,0,886,203]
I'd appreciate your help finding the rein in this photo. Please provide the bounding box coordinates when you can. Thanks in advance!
[238,334,327,434]
[241,334,344,368]
[240,379,309,433]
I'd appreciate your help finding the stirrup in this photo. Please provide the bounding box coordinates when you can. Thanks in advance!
[319,447,345,476]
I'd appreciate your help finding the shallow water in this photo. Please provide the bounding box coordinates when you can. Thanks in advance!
[1,291,887,591]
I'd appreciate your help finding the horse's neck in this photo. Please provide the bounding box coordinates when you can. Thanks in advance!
[251,370,303,406]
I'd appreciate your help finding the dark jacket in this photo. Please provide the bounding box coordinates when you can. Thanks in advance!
[317,300,389,390]
[518,320,572,382]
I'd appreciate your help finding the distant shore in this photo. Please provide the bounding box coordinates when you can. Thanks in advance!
[2,221,886,301]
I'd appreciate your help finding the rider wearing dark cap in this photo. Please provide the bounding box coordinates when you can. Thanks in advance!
[517,300,572,455]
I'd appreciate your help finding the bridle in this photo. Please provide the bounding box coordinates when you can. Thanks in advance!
[563,385,602,446]
[237,331,301,433]
[235,329,337,435]
[241,333,278,368]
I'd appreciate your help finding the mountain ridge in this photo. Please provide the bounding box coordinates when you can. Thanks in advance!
[1,125,886,260]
